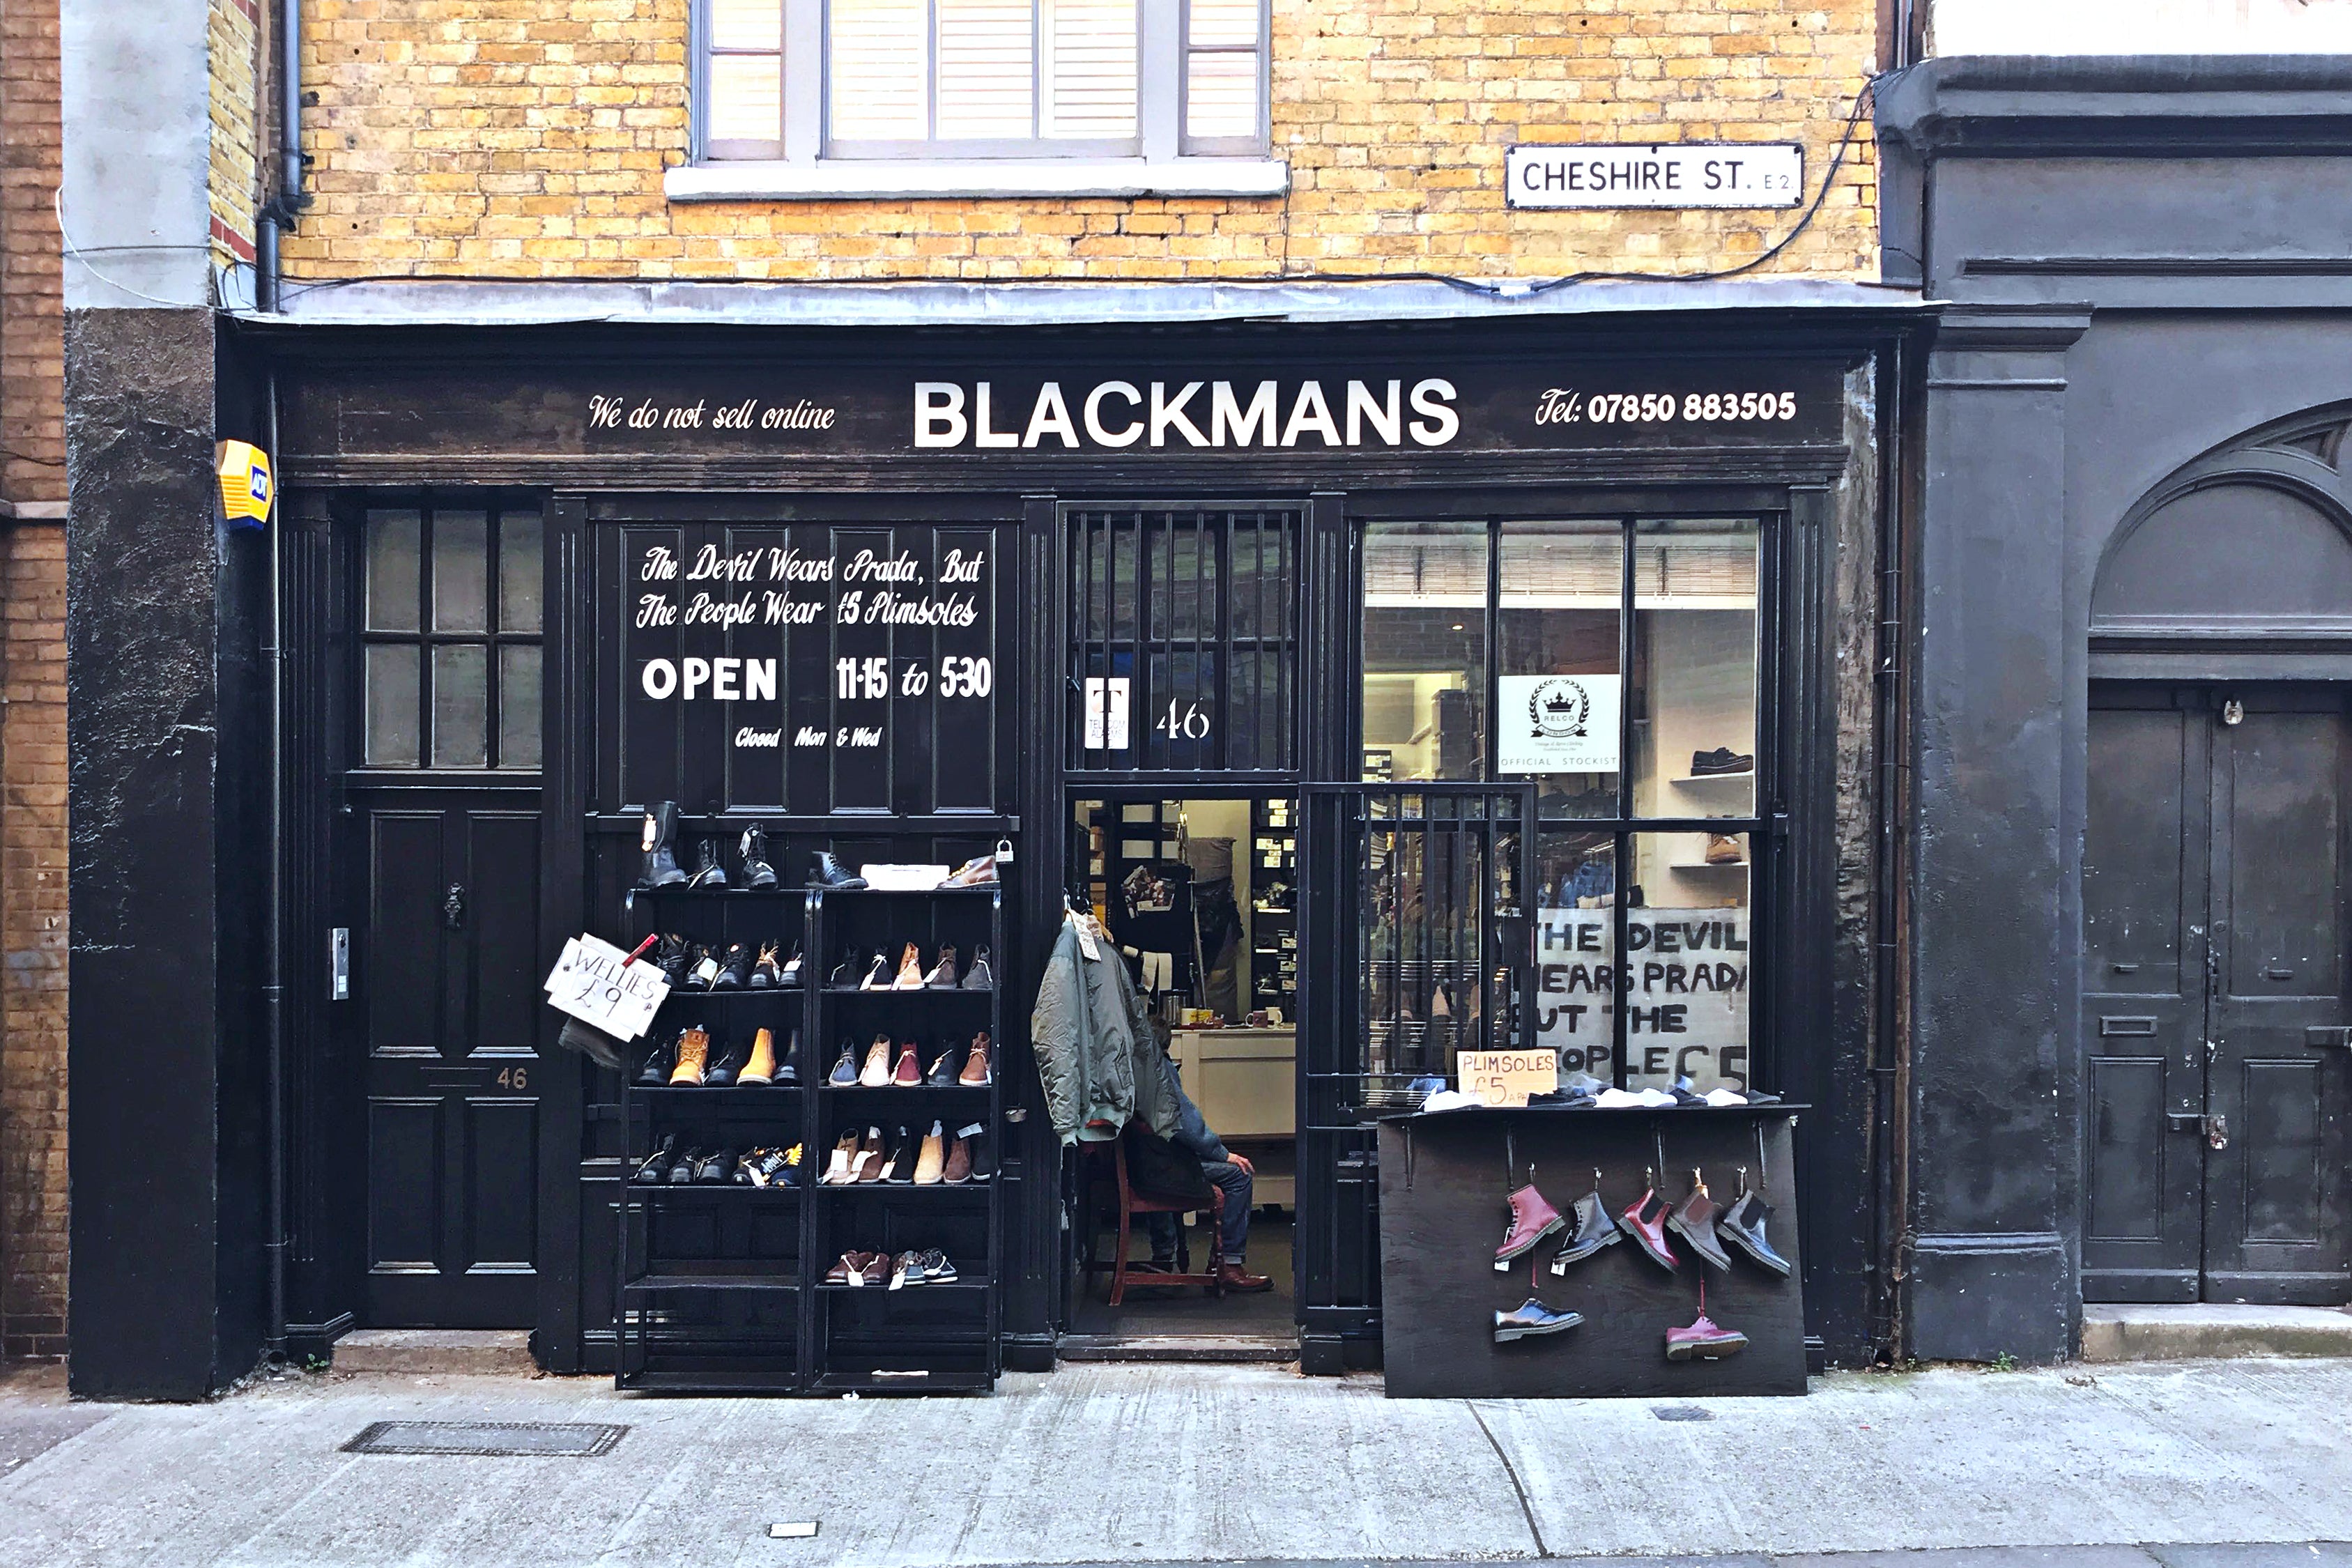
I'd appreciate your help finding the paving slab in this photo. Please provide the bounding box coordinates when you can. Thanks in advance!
[0,1359,2346,1567]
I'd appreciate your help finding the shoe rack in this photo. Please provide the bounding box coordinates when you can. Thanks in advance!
[613,880,1005,1394]
[807,882,1004,1394]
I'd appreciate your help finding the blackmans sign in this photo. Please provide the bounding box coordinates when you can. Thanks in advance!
[1505,144,1804,210]
[291,355,1847,462]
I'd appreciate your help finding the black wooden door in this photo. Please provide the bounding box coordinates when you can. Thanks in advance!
[353,787,545,1326]
[2082,689,2351,1305]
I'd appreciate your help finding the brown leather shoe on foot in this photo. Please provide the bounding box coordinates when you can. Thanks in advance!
[1215,1262,1274,1293]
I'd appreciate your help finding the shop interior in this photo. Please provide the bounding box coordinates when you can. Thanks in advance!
[1063,792,1300,1339]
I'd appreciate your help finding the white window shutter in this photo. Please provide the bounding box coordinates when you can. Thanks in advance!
[830,0,928,140]
[1040,0,1137,140]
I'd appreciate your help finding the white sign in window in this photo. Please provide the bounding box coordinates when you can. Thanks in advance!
[1498,674,1621,775]
[1505,144,1803,210]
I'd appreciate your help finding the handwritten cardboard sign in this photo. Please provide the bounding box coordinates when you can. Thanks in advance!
[1456,1048,1560,1108]
[544,934,670,1043]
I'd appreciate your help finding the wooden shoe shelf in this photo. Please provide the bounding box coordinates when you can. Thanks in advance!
[613,880,1004,1394]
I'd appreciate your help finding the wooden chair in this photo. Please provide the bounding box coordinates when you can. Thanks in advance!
[1079,1138,1227,1307]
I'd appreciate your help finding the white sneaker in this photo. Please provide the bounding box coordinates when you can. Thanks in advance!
[1704,1087,1748,1107]
[1594,1087,1645,1109]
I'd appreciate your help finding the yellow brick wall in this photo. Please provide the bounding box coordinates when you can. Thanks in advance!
[281,0,1877,280]
[1,0,68,1365]
[210,0,263,263]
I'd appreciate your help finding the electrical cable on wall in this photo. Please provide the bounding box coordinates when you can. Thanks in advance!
[268,75,1891,307]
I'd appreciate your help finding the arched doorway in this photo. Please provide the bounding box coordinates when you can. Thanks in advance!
[2082,406,2352,1305]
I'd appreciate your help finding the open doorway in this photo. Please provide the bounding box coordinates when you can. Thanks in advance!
[1062,791,1300,1346]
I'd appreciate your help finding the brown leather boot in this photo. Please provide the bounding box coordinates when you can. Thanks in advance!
[667,1026,709,1086]
[958,1031,993,1086]
[1666,1178,1732,1270]
[942,1128,974,1185]
[738,1027,776,1086]
[1494,1182,1565,1268]
[1216,1261,1273,1292]
[913,1121,946,1185]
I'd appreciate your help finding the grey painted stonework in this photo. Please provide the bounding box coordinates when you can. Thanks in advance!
[1879,56,2352,1362]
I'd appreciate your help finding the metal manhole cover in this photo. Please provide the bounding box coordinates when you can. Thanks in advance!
[342,1420,628,1457]
[1650,1405,1714,1422]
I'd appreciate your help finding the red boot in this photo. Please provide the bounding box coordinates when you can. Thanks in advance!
[1617,1189,1680,1271]
[1494,1183,1566,1269]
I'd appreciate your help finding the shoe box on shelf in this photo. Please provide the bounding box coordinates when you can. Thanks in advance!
[614,834,1005,1395]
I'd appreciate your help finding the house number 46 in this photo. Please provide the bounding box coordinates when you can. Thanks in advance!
[1155,699,1211,740]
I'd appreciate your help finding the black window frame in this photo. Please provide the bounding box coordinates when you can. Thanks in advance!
[354,498,547,774]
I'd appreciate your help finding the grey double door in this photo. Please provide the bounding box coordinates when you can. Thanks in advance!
[2083,686,2352,1304]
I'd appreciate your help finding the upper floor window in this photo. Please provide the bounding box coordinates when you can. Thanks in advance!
[699,0,1269,163]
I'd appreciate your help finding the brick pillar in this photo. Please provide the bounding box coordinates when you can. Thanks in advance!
[0,0,68,1365]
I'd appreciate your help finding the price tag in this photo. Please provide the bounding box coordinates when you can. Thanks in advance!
[544,933,670,1042]
[1456,1048,1560,1108]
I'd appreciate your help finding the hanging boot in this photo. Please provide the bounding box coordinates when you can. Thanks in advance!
[638,801,688,889]
[686,838,728,890]
[740,823,778,889]
[1617,1186,1679,1271]
[812,851,868,890]
[1665,1312,1748,1361]
[1495,1181,1566,1269]
[1494,1298,1584,1344]
[1719,1190,1792,1277]
[1551,1177,1623,1274]
[1666,1175,1732,1270]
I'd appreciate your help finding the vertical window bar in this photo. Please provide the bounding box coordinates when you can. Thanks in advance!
[415,508,433,767]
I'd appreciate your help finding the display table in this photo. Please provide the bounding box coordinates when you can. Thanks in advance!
[1376,1104,1806,1399]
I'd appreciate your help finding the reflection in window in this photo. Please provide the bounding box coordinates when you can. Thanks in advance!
[1498,519,1622,817]
[362,504,544,769]
[1630,518,1759,820]
[1361,521,1486,781]
[1624,830,1752,1093]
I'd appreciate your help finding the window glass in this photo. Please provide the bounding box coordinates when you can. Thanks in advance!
[830,0,929,139]
[432,510,490,632]
[708,53,784,144]
[498,513,544,633]
[364,509,421,632]
[936,0,1036,139]
[1629,518,1759,819]
[364,644,420,766]
[1622,830,1752,1093]
[1361,521,1486,782]
[1534,828,1617,1086]
[1183,0,1260,145]
[500,645,543,769]
[431,645,490,769]
[1041,0,1138,137]
[709,0,780,49]
[1498,519,1622,818]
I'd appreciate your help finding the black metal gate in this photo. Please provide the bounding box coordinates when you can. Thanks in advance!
[1293,783,1535,1369]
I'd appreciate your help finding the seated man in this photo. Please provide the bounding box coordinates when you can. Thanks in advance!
[1144,1054,1273,1293]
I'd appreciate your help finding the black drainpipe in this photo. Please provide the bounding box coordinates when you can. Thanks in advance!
[256,0,307,312]
[263,369,289,1360]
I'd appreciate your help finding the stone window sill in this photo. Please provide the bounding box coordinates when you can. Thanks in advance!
[665,158,1291,203]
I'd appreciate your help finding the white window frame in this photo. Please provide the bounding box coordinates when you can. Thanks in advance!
[671,0,1286,201]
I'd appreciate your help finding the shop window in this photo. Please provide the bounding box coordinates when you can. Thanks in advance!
[1498,518,1622,815]
[1629,518,1759,821]
[698,0,1268,163]
[362,505,544,770]
[1067,504,1299,775]
[1360,521,1487,783]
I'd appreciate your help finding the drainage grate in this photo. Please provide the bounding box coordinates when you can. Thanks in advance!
[1650,1405,1714,1422]
[341,1420,628,1457]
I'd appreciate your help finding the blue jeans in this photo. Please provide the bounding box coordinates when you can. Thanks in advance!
[1146,1160,1253,1265]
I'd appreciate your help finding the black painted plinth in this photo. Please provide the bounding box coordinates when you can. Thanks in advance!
[1376,1107,1806,1399]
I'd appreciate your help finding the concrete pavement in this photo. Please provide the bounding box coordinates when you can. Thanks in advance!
[0,1356,2349,1567]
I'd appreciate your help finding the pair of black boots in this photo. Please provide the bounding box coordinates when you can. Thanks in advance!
[638,802,778,891]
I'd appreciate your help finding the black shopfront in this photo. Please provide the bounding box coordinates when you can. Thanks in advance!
[105,305,1922,1393]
